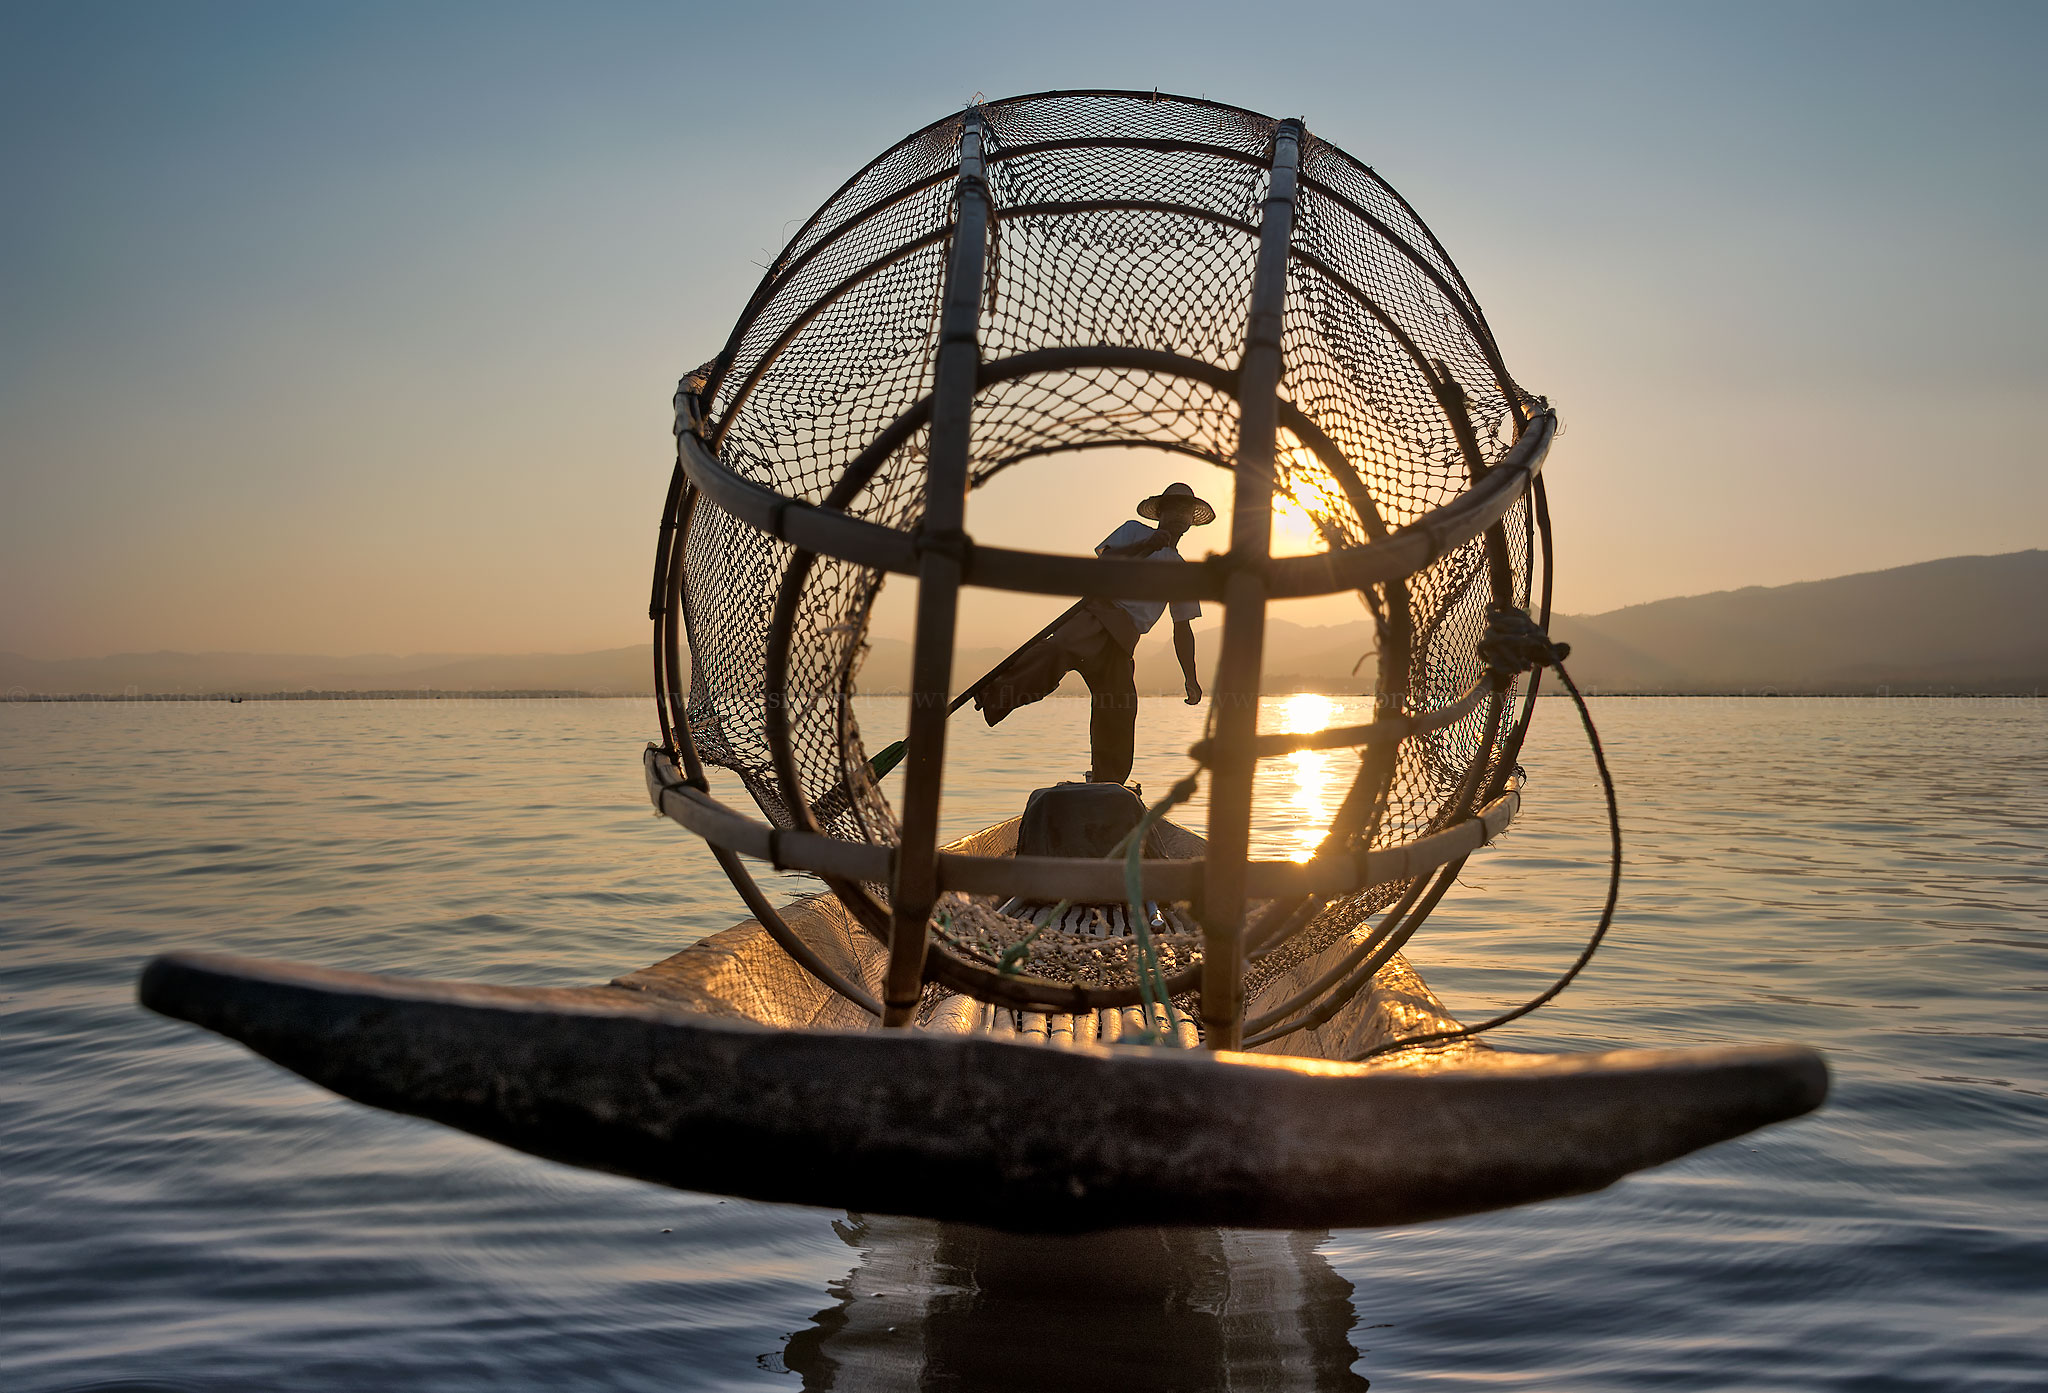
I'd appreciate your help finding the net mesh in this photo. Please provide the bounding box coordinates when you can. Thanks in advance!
[675,91,1537,1003]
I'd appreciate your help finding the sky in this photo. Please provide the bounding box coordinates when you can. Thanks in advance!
[3,1,2043,659]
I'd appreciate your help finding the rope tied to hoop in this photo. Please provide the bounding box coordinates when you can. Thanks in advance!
[1477,602,1570,688]
[1353,605,1622,1064]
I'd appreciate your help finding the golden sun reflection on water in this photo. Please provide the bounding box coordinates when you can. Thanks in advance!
[1279,692,1338,862]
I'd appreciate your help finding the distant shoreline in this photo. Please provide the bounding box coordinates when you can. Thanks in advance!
[6,689,2041,703]
[10,549,2044,702]
[6,689,621,702]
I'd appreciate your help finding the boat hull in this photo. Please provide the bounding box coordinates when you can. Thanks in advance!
[139,949,1825,1232]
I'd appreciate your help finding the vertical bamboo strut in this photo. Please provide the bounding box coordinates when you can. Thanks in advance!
[1200,118,1303,1051]
[885,111,991,1026]
[649,462,687,759]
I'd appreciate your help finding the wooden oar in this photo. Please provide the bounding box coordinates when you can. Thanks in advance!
[808,529,1175,821]
[863,600,1086,780]
[862,529,1179,781]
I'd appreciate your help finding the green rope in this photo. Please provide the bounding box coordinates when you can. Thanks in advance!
[990,771,1202,1050]
[1121,772,1202,1046]
[998,796,1162,977]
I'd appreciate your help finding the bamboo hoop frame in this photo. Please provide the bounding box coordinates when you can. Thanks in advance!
[1197,118,1303,1048]
[649,92,1555,1040]
[676,401,1551,601]
[879,112,994,1024]
[643,747,1520,905]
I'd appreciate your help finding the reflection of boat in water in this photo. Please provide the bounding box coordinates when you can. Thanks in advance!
[136,91,1826,1236]
[780,1216,1369,1391]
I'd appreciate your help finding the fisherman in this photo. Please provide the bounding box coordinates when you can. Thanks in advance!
[974,482,1214,784]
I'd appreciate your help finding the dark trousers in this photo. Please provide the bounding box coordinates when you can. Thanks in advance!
[974,601,1141,784]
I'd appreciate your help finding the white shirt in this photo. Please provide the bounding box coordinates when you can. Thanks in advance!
[1096,520,1203,637]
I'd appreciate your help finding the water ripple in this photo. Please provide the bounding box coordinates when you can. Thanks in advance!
[2,697,2043,1390]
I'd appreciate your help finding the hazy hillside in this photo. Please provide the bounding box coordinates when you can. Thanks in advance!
[864,619,1380,699]
[963,548,2048,695]
[7,551,2042,697]
[1552,550,2048,694]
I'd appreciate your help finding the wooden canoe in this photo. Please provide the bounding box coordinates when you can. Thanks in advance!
[138,814,1824,1233]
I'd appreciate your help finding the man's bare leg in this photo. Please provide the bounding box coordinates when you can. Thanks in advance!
[1084,646,1140,784]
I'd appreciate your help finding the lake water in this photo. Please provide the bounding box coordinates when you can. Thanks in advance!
[2,695,2043,1390]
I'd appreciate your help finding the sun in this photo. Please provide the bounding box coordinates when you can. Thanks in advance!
[1272,494,1322,557]
[1269,444,1350,558]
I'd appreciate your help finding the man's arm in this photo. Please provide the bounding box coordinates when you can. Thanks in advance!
[1173,618,1202,705]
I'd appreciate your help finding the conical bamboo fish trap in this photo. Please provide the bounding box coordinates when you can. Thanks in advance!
[650,90,1550,1044]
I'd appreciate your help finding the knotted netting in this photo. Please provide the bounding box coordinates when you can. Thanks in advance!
[657,90,1548,1014]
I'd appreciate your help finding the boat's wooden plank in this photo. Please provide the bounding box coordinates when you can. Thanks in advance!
[920,993,980,1035]
[613,889,886,1030]
[1245,933,1490,1064]
[138,949,1828,1233]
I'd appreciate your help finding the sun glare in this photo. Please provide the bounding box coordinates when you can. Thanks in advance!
[1281,692,1337,734]
[1272,495,1322,557]
[1269,448,1350,559]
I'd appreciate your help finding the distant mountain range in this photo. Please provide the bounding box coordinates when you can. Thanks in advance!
[6,550,2044,698]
